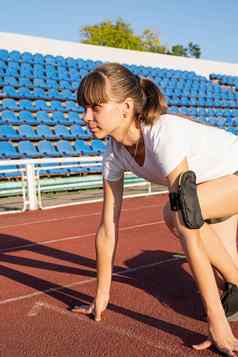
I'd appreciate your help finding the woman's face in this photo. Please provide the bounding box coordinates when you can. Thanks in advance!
[83,101,123,139]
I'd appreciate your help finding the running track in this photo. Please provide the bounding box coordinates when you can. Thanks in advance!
[0,193,237,356]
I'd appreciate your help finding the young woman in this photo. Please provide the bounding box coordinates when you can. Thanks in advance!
[72,62,238,356]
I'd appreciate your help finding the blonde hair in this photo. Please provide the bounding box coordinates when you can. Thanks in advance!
[77,63,167,125]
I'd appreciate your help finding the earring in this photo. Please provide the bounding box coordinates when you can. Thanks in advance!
[123,113,127,119]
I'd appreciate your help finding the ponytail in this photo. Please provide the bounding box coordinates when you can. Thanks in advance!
[139,77,168,125]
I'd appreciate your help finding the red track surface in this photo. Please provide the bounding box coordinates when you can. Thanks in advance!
[0,193,237,356]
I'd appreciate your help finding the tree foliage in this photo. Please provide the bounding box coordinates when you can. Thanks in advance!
[80,18,202,58]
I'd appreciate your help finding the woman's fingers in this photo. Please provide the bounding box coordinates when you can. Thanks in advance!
[192,339,212,350]
[193,338,238,356]
[71,303,94,315]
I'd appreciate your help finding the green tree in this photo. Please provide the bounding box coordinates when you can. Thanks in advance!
[170,44,188,57]
[141,29,168,54]
[80,18,202,58]
[80,18,143,51]
[187,42,201,58]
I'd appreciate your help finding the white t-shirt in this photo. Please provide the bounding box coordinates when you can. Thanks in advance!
[102,114,238,185]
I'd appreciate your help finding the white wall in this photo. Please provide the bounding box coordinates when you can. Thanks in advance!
[0,32,238,79]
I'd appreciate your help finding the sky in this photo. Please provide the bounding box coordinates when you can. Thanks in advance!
[0,0,237,64]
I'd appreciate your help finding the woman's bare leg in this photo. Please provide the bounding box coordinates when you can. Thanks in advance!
[210,215,238,269]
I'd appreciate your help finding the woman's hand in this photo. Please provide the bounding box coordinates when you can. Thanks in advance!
[71,292,109,322]
[193,317,238,356]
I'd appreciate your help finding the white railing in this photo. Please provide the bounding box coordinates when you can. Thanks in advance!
[0,157,167,213]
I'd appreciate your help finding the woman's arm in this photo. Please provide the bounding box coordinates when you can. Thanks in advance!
[96,176,124,296]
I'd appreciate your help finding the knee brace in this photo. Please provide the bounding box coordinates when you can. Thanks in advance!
[169,170,204,229]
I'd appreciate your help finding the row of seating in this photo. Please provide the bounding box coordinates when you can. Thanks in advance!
[0,124,91,141]
[0,110,84,126]
[168,96,238,108]
[0,139,106,159]
[0,163,102,178]
[0,49,100,69]
[1,76,79,90]
[1,86,75,100]
[0,99,82,112]
[170,106,238,119]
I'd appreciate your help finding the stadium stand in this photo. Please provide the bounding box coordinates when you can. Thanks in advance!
[0,42,237,211]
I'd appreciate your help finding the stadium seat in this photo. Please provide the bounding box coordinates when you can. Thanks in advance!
[18,141,42,158]
[0,141,21,159]
[51,100,65,111]
[1,111,20,125]
[0,165,21,178]
[19,111,38,125]
[37,140,61,157]
[0,125,20,140]
[74,140,94,156]
[19,99,34,111]
[56,140,78,156]
[68,112,84,125]
[36,111,56,126]
[18,87,33,98]
[3,85,17,97]
[91,139,107,154]
[36,125,57,140]
[55,125,74,140]
[2,99,18,110]
[52,112,71,125]
[35,100,50,111]
[18,125,40,140]
[70,125,91,139]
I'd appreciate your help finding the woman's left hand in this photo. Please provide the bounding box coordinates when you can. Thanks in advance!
[192,317,238,356]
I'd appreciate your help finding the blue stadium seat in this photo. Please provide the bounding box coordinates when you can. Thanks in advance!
[2,99,18,111]
[19,111,38,125]
[38,140,61,157]
[36,111,56,125]
[36,125,57,140]
[45,55,56,66]
[3,85,17,97]
[56,140,78,156]
[33,88,48,99]
[52,112,71,125]
[18,141,42,158]
[70,125,91,139]
[48,88,62,99]
[51,100,65,111]
[0,141,21,159]
[91,140,106,154]
[59,80,71,90]
[18,87,33,98]
[22,52,33,63]
[65,101,80,112]
[33,53,44,65]
[74,140,94,156]
[34,100,50,111]
[0,165,21,178]
[19,77,32,87]
[18,125,40,140]
[9,50,21,62]
[55,125,74,140]
[68,112,84,125]
[1,111,20,125]
[19,99,34,111]
[0,125,20,140]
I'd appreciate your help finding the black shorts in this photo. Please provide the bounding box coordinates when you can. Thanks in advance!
[205,171,238,225]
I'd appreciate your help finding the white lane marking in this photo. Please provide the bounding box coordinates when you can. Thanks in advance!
[28,301,182,355]
[0,220,165,253]
[0,256,185,306]
[0,203,164,230]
